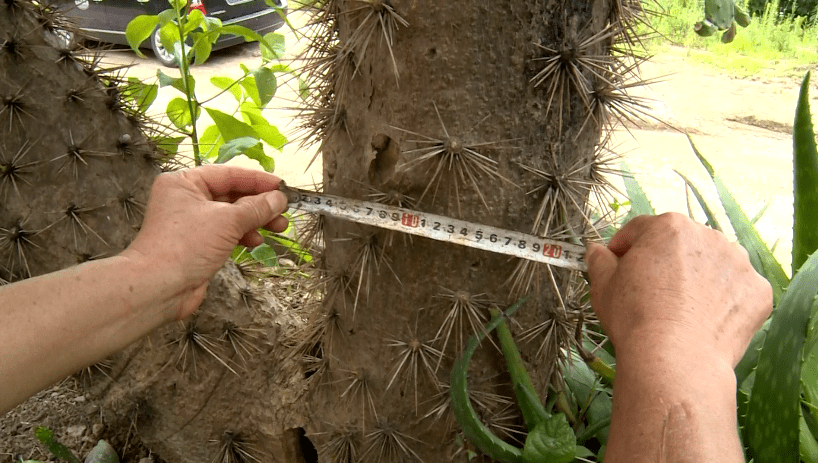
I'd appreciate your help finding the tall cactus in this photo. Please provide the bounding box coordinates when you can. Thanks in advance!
[1,0,656,461]
[0,2,308,461]
[289,1,653,461]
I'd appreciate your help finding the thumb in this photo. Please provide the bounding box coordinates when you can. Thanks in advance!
[231,190,288,235]
[586,242,618,310]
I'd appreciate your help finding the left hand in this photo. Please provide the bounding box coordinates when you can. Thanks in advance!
[122,165,289,320]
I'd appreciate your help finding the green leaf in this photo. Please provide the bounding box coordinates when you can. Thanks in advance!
[252,67,277,107]
[801,415,818,463]
[157,9,176,26]
[157,69,193,95]
[198,124,223,160]
[792,71,818,273]
[218,24,265,43]
[166,97,197,129]
[621,162,655,221]
[155,136,185,157]
[240,101,263,123]
[210,76,243,102]
[521,415,576,463]
[206,107,257,140]
[745,251,818,463]
[563,352,612,442]
[216,136,262,165]
[217,24,279,58]
[260,32,286,61]
[244,111,287,150]
[205,109,275,171]
[182,8,205,35]
[125,15,158,57]
[249,243,277,267]
[169,0,186,13]
[191,31,213,65]
[673,169,723,232]
[34,427,81,463]
[689,134,790,304]
[243,146,275,172]
[240,68,277,108]
[124,78,158,113]
[268,234,313,263]
[203,16,221,32]
[158,20,183,57]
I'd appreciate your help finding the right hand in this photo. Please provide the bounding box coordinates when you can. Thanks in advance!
[585,213,772,367]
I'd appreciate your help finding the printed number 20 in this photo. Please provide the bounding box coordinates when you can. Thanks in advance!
[543,244,562,259]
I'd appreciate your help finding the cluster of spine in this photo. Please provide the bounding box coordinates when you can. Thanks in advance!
[0,0,179,282]
[286,0,658,461]
[1,4,291,462]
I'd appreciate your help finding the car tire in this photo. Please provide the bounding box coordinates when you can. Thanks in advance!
[150,27,179,68]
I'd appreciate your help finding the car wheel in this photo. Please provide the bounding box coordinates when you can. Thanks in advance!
[150,27,179,68]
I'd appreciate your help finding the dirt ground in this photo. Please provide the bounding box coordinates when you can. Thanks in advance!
[1,21,811,461]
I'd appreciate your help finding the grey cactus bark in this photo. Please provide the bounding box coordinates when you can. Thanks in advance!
[290,1,642,461]
[1,0,650,461]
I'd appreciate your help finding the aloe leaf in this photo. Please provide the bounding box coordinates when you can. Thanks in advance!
[802,298,818,449]
[745,251,818,462]
[673,169,723,232]
[750,201,771,226]
[735,317,771,386]
[620,162,655,221]
[450,302,525,463]
[801,415,818,463]
[688,134,789,304]
[492,307,548,429]
[792,71,818,273]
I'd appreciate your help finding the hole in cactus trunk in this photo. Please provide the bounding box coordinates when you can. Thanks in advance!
[294,427,318,463]
[368,133,399,186]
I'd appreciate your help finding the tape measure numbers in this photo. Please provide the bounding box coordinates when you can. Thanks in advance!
[281,185,588,272]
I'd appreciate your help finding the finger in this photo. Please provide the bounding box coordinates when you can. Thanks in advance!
[262,216,290,233]
[607,214,654,257]
[586,242,619,315]
[239,230,264,248]
[230,190,289,238]
[189,165,282,201]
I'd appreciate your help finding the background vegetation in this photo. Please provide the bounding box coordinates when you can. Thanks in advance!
[651,0,818,77]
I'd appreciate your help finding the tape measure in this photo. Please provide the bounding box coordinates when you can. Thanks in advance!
[280,184,588,272]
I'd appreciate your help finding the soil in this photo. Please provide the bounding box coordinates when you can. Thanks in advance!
[1,20,812,462]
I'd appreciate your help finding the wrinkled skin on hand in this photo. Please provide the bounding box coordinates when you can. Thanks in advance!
[122,165,289,320]
[586,212,773,368]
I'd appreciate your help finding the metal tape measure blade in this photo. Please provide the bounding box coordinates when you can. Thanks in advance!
[285,189,588,272]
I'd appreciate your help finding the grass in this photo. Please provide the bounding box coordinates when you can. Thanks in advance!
[648,0,818,78]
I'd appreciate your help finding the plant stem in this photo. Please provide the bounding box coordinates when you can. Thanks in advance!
[174,6,201,165]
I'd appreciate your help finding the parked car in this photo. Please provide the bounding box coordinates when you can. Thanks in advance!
[55,0,287,66]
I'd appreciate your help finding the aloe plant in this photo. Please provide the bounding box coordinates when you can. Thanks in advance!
[626,72,818,463]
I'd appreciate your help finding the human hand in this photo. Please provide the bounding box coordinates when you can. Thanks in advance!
[586,213,772,368]
[121,165,289,320]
